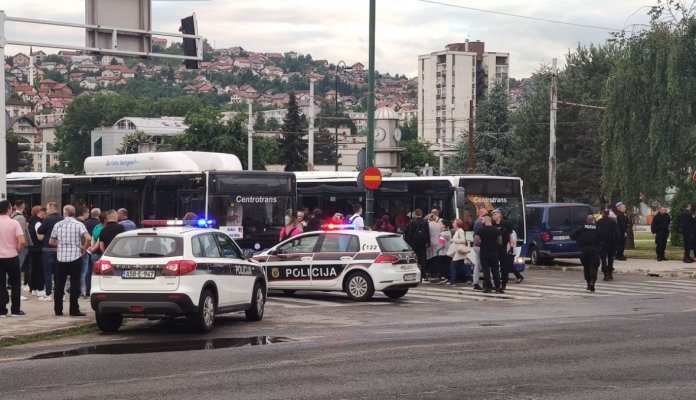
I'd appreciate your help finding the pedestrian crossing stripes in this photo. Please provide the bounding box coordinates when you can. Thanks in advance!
[266,279,696,309]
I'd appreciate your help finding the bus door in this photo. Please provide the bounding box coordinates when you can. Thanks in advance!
[178,188,206,219]
[413,196,430,214]
[87,193,112,211]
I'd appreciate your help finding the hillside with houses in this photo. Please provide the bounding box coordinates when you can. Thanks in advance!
[4,39,418,135]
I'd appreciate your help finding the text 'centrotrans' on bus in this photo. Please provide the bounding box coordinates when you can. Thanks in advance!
[6,152,296,251]
[294,171,525,245]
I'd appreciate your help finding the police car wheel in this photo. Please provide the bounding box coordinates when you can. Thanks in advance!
[345,271,374,301]
[383,288,409,299]
[191,289,216,333]
[95,312,122,332]
[282,290,297,296]
[245,281,265,322]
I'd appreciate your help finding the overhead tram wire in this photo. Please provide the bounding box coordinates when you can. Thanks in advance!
[417,0,622,31]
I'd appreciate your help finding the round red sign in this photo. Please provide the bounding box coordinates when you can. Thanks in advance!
[362,167,383,190]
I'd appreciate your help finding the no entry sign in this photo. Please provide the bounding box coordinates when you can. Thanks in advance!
[362,167,383,190]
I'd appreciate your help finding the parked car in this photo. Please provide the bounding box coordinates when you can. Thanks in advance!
[91,224,267,333]
[525,202,594,265]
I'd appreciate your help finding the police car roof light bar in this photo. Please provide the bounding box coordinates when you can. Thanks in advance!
[141,219,216,228]
[321,224,356,231]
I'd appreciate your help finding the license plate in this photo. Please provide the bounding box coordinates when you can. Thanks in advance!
[404,273,417,281]
[122,270,156,279]
[553,235,570,241]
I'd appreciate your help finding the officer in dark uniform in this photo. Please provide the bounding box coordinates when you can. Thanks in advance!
[571,214,601,292]
[597,209,619,281]
[615,202,629,261]
[491,209,513,290]
[651,206,671,261]
[679,203,695,263]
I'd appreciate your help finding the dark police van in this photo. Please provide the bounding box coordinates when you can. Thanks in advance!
[525,203,594,265]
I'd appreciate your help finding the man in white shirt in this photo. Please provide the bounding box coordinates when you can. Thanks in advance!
[349,204,365,230]
[50,205,91,317]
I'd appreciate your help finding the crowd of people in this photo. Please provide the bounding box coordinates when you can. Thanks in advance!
[0,200,135,318]
[280,204,525,294]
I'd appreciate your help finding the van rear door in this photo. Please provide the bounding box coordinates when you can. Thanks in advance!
[546,206,593,253]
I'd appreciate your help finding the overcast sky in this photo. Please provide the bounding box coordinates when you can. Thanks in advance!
[3,0,653,78]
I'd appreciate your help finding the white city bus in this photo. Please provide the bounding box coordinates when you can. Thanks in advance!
[7,152,296,251]
[295,171,526,264]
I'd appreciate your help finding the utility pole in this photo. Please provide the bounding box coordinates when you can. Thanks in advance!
[548,58,557,202]
[365,0,376,227]
[467,100,474,173]
[247,102,253,170]
[308,78,315,170]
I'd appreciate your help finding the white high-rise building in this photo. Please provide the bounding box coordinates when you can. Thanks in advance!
[417,41,509,154]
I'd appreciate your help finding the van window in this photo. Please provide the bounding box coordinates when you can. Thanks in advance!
[548,206,593,227]
[548,207,570,227]
[525,207,543,228]
[569,206,592,225]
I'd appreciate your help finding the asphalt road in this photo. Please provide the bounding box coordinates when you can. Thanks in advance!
[2,270,696,400]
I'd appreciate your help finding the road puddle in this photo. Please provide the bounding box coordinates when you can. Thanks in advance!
[30,336,295,359]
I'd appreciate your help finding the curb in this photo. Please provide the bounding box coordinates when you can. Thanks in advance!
[527,264,696,279]
[0,321,95,347]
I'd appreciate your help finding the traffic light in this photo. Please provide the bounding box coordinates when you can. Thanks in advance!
[179,15,200,70]
[6,141,32,173]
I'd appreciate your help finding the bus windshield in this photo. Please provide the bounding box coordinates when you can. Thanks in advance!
[456,178,525,241]
[208,172,296,249]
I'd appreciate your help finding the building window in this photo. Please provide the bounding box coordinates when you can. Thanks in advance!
[94,137,102,157]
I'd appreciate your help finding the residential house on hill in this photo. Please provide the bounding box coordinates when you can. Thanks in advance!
[13,53,30,67]
[5,98,33,118]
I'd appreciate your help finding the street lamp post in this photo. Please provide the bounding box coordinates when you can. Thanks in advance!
[334,61,352,171]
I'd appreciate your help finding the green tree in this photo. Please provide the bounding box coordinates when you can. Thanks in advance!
[54,94,139,172]
[266,117,280,131]
[253,110,266,132]
[602,2,696,208]
[280,92,308,171]
[314,129,340,166]
[447,81,513,176]
[400,139,437,174]
[399,116,418,142]
[117,130,152,154]
[43,69,65,83]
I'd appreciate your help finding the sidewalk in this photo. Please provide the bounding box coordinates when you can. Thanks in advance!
[0,292,94,343]
[530,257,696,278]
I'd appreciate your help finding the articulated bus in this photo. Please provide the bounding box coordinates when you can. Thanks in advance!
[7,152,296,251]
[295,171,526,259]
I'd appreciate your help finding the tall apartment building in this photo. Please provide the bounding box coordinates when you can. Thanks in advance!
[417,41,509,149]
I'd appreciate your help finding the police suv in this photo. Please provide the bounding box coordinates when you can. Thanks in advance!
[253,229,420,301]
[90,221,267,333]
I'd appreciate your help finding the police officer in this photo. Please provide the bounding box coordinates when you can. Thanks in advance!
[679,203,695,263]
[597,209,619,281]
[571,214,601,292]
[651,206,671,261]
[615,202,629,261]
[491,209,515,290]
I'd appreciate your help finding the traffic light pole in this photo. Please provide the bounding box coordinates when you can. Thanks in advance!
[364,0,376,228]
[1,11,7,200]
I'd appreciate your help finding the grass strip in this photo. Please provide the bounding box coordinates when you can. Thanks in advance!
[0,323,98,349]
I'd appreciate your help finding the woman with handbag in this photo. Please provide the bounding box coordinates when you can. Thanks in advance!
[446,219,472,286]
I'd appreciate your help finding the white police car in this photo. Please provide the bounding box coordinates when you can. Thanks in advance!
[253,229,420,301]
[90,220,267,333]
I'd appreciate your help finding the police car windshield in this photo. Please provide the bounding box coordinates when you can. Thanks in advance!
[376,235,411,252]
[105,236,184,258]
